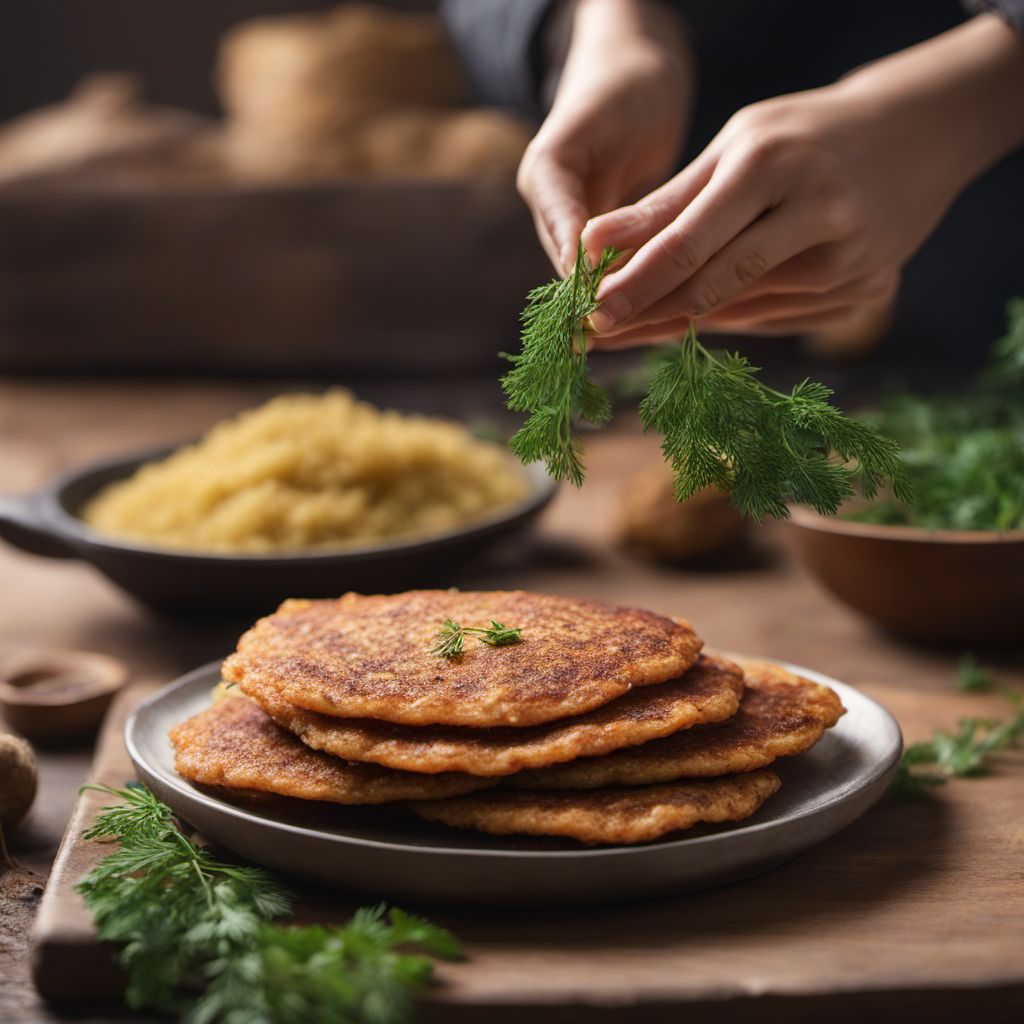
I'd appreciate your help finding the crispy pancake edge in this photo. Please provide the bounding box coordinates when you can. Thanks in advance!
[514,659,845,789]
[169,696,496,804]
[241,653,744,776]
[407,769,781,845]
[223,590,703,727]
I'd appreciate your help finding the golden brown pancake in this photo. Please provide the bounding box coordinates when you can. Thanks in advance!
[408,769,781,845]
[514,660,845,789]
[241,653,744,777]
[169,695,494,804]
[224,590,702,727]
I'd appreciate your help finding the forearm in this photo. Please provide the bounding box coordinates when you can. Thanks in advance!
[840,14,1024,185]
[549,0,693,108]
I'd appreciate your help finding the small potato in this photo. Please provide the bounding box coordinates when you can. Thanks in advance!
[619,465,747,562]
[0,733,38,831]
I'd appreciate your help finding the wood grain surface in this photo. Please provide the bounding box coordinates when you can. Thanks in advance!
[2,378,1022,1023]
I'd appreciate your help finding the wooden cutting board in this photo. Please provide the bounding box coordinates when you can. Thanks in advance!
[31,675,1024,1023]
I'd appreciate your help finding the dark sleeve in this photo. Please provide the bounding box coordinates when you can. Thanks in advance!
[439,0,559,116]
[964,0,1024,33]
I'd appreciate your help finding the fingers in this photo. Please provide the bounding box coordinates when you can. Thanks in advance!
[699,272,899,329]
[518,149,590,275]
[708,307,873,337]
[588,315,693,349]
[586,153,780,333]
[597,204,831,338]
[581,150,717,263]
[587,272,899,349]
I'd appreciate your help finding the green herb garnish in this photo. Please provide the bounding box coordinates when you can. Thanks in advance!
[639,324,912,521]
[891,669,1024,798]
[501,242,619,486]
[76,785,460,1022]
[430,619,523,659]
[502,242,910,521]
[847,298,1024,531]
[956,653,995,693]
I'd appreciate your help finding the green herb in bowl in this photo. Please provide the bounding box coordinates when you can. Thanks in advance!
[846,298,1024,532]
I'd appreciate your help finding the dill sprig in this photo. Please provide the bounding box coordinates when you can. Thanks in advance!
[639,323,913,522]
[501,242,620,486]
[76,785,461,1022]
[502,243,910,520]
[430,619,523,659]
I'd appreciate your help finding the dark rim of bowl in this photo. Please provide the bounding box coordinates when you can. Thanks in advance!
[788,504,1024,544]
[46,445,557,563]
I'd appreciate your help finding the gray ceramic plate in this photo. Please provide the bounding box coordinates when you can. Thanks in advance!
[126,659,902,907]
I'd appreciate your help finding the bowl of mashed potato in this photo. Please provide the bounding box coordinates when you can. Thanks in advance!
[0,391,554,613]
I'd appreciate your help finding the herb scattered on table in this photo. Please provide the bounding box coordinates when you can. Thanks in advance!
[430,619,523,659]
[76,784,461,1023]
[956,653,995,693]
[890,667,1024,798]
[847,298,1024,531]
[501,242,911,522]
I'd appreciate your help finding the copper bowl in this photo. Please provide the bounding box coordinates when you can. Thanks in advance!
[786,506,1024,645]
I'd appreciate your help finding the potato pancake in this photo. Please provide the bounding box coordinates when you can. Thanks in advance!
[169,695,494,803]
[514,660,844,789]
[224,590,702,727]
[240,653,743,776]
[408,769,780,845]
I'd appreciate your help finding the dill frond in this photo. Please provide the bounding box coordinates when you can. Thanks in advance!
[76,786,461,1022]
[501,242,619,486]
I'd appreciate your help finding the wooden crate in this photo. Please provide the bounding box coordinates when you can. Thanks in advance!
[0,179,548,374]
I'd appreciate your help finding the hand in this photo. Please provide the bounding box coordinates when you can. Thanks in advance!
[583,14,1024,346]
[517,0,693,275]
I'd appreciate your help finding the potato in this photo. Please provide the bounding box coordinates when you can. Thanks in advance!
[0,733,37,831]
[619,465,747,562]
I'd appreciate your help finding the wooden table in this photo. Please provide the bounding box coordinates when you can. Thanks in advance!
[2,377,1022,1024]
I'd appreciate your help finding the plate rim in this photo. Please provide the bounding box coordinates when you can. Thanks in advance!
[125,656,904,861]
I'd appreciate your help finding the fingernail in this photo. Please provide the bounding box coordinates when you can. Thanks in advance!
[589,293,632,334]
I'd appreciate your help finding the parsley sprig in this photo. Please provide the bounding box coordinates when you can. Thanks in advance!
[76,785,461,1022]
[891,670,1024,798]
[430,619,523,659]
[502,242,911,521]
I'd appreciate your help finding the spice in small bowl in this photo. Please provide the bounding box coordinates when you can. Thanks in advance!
[0,649,127,743]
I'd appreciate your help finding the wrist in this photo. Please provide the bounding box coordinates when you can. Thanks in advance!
[571,0,692,77]
[839,14,1024,185]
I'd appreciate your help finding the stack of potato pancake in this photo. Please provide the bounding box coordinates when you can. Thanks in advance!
[170,590,844,845]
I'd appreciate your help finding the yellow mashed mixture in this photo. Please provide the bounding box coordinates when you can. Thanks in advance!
[83,391,531,553]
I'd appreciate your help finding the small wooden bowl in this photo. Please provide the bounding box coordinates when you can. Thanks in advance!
[0,649,128,742]
[786,507,1024,645]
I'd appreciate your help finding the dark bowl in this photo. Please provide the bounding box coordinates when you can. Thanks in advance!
[0,446,556,616]
[786,506,1024,645]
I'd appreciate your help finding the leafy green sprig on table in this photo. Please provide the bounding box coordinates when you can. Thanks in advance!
[501,243,911,522]
[890,669,1024,799]
[430,618,523,659]
[956,653,995,693]
[76,785,461,1023]
[847,298,1024,531]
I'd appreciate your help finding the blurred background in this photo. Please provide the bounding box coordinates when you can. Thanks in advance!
[0,0,1021,392]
